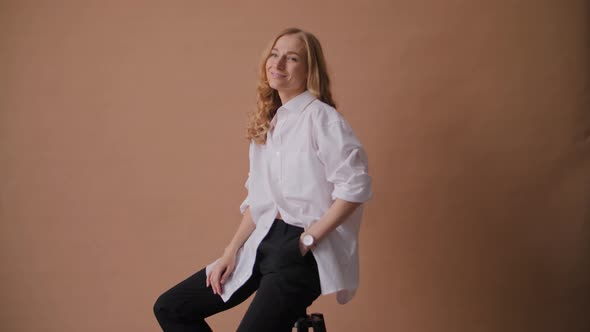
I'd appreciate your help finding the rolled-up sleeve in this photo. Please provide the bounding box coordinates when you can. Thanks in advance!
[239,173,250,214]
[239,141,254,215]
[316,120,373,203]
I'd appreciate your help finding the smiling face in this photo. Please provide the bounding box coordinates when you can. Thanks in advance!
[265,34,308,104]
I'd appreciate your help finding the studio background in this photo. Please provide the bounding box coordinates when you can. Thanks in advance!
[1,1,588,331]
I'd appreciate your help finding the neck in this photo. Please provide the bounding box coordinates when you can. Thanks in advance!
[278,88,305,105]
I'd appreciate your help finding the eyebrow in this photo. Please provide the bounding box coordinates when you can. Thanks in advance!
[271,48,302,56]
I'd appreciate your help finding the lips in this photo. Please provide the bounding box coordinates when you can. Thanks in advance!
[270,72,287,79]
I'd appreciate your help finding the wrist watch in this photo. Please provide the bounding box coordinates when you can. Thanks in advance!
[301,233,315,247]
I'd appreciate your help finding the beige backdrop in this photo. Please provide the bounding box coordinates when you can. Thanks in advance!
[1,1,588,331]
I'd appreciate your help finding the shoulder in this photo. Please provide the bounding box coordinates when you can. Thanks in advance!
[305,99,346,128]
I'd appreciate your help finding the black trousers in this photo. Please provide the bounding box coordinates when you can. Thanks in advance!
[153,219,322,332]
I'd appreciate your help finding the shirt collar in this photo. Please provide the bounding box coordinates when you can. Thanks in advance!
[278,90,317,115]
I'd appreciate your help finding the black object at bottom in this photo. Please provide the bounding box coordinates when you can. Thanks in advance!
[295,313,327,332]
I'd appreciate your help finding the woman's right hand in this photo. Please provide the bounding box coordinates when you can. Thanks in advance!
[206,249,237,295]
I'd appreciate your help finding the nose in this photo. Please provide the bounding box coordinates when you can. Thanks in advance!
[276,55,286,70]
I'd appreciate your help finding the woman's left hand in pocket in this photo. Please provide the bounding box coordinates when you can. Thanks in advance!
[298,239,310,257]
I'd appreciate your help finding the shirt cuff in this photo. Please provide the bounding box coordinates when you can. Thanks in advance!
[331,175,373,203]
[239,197,249,215]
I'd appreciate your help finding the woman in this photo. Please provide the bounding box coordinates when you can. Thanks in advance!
[153,27,373,332]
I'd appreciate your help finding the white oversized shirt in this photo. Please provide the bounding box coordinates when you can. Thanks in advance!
[206,90,373,304]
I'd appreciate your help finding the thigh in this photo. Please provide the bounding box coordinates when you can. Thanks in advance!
[155,267,259,321]
[236,238,322,332]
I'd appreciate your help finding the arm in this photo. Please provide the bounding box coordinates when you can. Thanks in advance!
[207,207,256,295]
[224,207,256,254]
[299,199,361,254]
[300,112,373,253]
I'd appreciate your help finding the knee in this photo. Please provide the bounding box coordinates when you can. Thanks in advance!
[153,292,170,320]
[153,290,193,322]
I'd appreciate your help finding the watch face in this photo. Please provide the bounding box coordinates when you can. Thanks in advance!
[303,234,314,246]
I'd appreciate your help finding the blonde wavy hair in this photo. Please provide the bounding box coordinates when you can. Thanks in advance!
[247,28,336,144]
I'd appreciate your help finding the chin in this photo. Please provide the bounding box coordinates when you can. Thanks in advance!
[269,82,286,91]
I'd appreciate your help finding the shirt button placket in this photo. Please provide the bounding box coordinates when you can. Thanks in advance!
[278,119,283,183]
[276,149,281,183]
